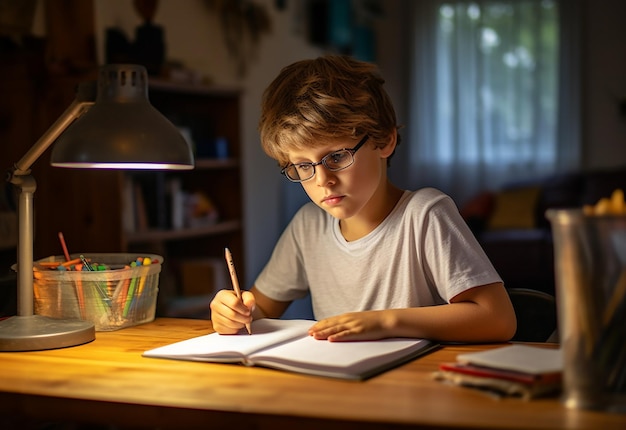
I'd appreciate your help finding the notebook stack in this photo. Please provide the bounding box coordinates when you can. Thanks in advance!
[434,344,563,399]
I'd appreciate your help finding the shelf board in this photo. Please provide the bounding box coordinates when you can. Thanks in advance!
[126,219,242,244]
[194,158,239,169]
[149,79,241,96]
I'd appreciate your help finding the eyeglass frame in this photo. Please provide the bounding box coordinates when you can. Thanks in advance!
[280,135,370,183]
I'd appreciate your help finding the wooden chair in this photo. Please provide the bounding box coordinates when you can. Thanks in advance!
[507,287,559,343]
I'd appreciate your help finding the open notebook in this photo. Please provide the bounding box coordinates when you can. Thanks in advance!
[143,318,438,380]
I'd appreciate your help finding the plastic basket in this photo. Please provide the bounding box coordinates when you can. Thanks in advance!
[31,253,162,331]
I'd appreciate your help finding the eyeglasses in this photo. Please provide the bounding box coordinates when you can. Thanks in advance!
[281,135,370,183]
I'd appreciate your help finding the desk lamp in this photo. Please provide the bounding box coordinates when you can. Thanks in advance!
[0,64,194,351]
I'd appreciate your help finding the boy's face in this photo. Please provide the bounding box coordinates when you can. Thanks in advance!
[286,137,389,221]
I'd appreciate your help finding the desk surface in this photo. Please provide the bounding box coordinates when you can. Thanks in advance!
[0,318,624,430]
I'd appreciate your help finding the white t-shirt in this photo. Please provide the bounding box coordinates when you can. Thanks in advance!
[255,188,502,320]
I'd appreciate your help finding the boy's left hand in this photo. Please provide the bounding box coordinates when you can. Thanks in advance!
[308,311,389,341]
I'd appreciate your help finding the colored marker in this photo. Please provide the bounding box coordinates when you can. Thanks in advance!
[137,257,152,295]
[123,261,138,318]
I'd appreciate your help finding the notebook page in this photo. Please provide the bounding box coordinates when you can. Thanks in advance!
[143,319,314,361]
[250,335,431,375]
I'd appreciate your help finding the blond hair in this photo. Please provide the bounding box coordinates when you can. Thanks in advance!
[259,55,401,167]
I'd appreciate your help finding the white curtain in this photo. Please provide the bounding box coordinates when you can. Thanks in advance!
[407,0,581,206]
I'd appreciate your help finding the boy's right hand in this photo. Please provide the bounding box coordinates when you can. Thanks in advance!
[209,289,256,334]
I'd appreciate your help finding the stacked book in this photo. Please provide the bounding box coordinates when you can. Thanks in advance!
[434,344,563,399]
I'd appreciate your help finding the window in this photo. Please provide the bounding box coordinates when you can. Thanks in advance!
[407,0,581,205]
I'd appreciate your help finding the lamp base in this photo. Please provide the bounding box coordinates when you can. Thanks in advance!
[0,315,95,352]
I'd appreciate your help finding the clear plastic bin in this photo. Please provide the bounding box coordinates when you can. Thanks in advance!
[31,253,162,331]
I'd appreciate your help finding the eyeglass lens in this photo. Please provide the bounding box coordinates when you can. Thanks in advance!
[286,150,353,181]
[282,135,369,182]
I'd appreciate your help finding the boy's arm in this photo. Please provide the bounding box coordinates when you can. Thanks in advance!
[308,282,517,343]
[249,285,292,319]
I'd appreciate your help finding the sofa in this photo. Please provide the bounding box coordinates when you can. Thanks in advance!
[460,166,626,296]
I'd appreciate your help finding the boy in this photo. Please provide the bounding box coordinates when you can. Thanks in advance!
[210,55,516,342]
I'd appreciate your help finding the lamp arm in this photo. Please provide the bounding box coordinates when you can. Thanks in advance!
[14,175,35,316]
[8,81,96,180]
[10,100,93,178]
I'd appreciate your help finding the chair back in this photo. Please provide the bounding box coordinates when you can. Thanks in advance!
[508,287,558,342]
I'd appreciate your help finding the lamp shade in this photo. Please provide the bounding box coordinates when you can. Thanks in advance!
[51,64,194,170]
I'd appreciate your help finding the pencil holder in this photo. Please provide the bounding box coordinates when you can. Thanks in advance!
[31,253,162,331]
[547,210,626,412]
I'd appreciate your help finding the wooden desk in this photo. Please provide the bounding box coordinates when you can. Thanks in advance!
[0,318,624,429]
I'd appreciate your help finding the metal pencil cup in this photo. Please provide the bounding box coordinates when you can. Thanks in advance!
[32,253,162,331]
[547,209,626,412]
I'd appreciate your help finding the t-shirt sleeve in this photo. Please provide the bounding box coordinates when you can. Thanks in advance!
[419,193,503,302]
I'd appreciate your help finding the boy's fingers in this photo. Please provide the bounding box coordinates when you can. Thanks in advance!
[241,291,256,311]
